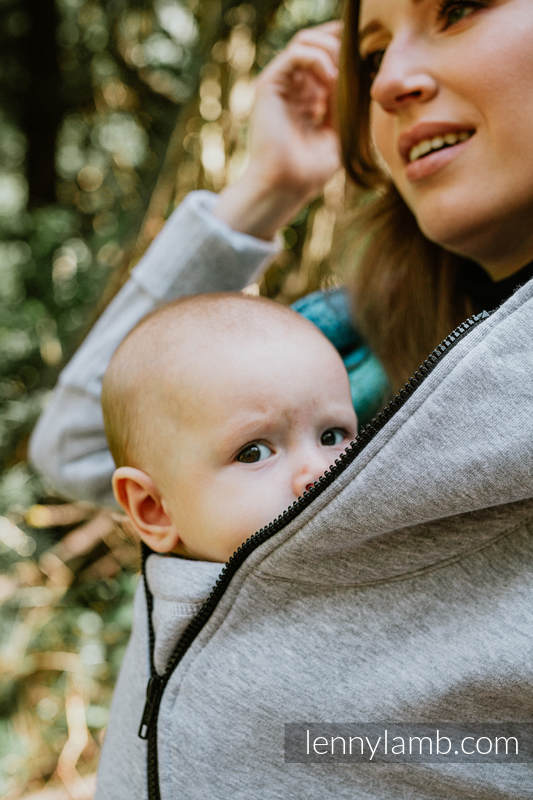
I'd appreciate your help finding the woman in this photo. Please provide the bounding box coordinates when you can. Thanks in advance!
[30,3,532,798]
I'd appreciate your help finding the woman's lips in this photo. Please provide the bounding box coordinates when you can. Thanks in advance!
[405,135,474,182]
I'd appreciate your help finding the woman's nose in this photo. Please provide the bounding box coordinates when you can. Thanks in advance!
[370,41,438,114]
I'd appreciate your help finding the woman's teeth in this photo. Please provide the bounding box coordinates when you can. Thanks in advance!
[409,131,472,163]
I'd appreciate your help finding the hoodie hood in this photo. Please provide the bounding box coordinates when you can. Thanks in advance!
[245,277,533,586]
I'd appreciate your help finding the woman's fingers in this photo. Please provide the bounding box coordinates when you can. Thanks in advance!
[290,24,342,65]
[258,20,342,89]
[293,19,343,41]
[218,20,344,236]
[259,43,338,92]
[288,42,338,83]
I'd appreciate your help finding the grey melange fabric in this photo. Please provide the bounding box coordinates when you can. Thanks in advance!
[29,192,533,799]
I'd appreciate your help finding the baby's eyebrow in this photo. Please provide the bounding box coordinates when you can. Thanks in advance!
[216,412,277,450]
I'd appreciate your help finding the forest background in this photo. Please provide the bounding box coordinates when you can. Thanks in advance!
[0,0,347,797]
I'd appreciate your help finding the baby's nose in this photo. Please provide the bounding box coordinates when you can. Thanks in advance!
[292,460,328,499]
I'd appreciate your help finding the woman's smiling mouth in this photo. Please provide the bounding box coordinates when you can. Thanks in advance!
[408,130,473,163]
[398,123,476,182]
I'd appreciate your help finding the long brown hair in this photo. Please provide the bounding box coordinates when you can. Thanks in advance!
[337,0,476,391]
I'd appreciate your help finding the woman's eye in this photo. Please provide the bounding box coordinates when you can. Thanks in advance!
[236,442,273,463]
[320,428,347,447]
[362,49,385,82]
[437,0,483,29]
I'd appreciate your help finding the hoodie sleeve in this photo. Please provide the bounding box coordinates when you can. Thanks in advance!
[29,191,279,507]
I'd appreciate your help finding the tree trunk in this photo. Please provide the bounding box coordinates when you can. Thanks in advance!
[24,0,63,206]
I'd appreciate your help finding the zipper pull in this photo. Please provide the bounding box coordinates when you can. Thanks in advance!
[138,674,163,740]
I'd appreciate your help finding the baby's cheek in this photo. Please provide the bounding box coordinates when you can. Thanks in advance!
[216,470,293,548]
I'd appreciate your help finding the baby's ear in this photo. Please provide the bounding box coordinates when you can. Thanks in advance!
[112,467,180,553]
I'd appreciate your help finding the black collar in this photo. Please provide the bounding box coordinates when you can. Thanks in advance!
[460,260,533,310]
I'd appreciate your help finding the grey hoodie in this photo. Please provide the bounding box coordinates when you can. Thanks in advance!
[30,193,533,799]
[95,281,533,799]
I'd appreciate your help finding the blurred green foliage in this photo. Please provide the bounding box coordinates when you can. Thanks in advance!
[0,0,341,796]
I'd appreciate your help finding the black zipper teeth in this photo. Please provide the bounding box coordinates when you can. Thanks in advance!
[140,308,490,791]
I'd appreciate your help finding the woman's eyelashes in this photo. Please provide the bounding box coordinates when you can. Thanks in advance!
[360,0,488,83]
[362,49,385,84]
[236,442,274,463]
[436,0,487,30]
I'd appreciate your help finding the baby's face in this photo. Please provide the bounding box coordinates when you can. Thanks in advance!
[153,326,357,562]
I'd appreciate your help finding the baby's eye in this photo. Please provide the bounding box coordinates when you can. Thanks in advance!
[236,442,274,463]
[320,428,348,447]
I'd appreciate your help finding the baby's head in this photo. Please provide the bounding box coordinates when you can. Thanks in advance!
[102,293,357,562]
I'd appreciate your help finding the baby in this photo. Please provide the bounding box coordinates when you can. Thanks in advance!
[102,291,358,562]
[95,292,358,788]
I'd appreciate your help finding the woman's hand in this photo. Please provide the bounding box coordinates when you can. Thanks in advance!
[214,21,342,240]
[249,20,342,201]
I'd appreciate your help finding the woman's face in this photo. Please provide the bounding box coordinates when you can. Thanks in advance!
[358,0,533,277]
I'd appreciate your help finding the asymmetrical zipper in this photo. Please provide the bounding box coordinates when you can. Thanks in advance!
[138,309,490,799]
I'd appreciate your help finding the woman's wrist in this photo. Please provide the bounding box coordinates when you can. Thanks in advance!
[212,166,309,241]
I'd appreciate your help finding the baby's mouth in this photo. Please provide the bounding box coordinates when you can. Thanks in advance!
[408,130,475,163]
